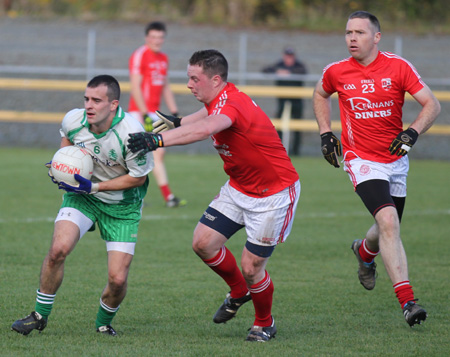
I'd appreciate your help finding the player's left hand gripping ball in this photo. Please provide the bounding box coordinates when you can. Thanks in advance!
[320,131,342,168]
[127,132,164,153]
[389,128,418,156]
[45,161,58,184]
[58,174,99,194]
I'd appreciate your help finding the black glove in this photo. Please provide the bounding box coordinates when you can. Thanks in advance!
[320,132,342,168]
[127,132,164,154]
[389,128,419,156]
[152,110,182,134]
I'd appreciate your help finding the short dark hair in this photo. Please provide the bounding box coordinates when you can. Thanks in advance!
[145,21,166,35]
[348,11,381,33]
[188,49,228,81]
[87,75,121,101]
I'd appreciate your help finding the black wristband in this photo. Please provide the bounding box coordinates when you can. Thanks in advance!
[156,133,164,147]
[173,116,182,128]
[406,127,419,139]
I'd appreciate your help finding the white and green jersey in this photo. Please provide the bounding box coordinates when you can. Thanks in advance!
[60,106,154,204]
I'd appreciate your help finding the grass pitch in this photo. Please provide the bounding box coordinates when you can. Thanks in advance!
[1,147,449,356]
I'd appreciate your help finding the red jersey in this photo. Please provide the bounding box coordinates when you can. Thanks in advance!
[128,45,169,112]
[321,51,424,163]
[205,83,299,197]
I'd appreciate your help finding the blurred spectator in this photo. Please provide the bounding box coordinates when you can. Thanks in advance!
[3,0,11,12]
[262,46,307,155]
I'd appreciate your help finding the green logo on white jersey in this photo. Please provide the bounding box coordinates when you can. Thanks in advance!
[109,149,118,161]
[135,154,147,166]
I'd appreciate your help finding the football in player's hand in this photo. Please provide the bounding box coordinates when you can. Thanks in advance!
[50,146,93,186]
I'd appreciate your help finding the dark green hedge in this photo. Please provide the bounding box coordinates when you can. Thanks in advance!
[6,0,450,33]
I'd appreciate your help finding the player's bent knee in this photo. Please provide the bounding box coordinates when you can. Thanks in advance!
[107,275,127,291]
[241,263,267,285]
[374,206,400,229]
[45,251,67,266]
[192,235,220,259]
[47,242,73,263]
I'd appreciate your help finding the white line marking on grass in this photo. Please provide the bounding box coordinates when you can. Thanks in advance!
[1,210,449,225]
[296,209,450,218]
[0,214,199,224]
[298,209,450,219]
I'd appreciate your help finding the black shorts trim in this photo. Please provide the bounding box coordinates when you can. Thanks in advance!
[245,241,275,258]
[199,207,244,239]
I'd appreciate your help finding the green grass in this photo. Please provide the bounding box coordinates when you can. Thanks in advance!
[1,147,449,356]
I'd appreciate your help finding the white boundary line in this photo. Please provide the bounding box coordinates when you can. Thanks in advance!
[1,209,449,225]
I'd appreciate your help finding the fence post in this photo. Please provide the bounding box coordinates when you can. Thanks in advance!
[281,100,292,155]
[86,29,96,80]
[395,35,402,57]
[238,33,248,85]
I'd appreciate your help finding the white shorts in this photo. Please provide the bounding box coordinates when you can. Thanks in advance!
[343,156,409,197]
[55,207,136,255]
[209,180,300,246]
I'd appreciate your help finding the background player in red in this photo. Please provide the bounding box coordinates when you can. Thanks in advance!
[127,49,300,342]
[313,11,440,327]
[129,21,186,208]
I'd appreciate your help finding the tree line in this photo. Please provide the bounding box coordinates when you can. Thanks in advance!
[5,0,449,34]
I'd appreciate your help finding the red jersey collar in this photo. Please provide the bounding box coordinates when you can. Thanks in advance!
[349,50,383,69]
[205,82,236,111]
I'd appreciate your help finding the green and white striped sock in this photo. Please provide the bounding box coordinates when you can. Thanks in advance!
[95,298,119,329]
[35,289,56,320]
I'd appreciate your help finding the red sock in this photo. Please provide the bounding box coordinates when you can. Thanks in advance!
[359,238,379,263]
[203,247,248,299]
[393,281,415,308]
[249,270,274,327]
[159,184,172,201]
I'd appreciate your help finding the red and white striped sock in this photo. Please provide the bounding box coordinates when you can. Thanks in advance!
[393,280,415,308]
[359,238,379,263]
[203,246,248,299]
[249,270,274,327]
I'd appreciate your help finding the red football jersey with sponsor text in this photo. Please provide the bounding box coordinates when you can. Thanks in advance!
[205,83,299,197]
[128,46,168,112]
[321,51,424,163]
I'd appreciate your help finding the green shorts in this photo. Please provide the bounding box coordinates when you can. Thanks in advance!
[61,193,143,243]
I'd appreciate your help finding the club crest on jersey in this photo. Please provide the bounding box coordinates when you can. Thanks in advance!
[109,149,118,161]
[381,78,392,91]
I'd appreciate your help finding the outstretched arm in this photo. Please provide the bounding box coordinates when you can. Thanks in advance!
[128,113,232,153]
[162,113,232,146]
[153,107,209,133]
[178,107,209,125]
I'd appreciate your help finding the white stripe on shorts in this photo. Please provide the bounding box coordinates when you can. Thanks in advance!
[106,241,136,255]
